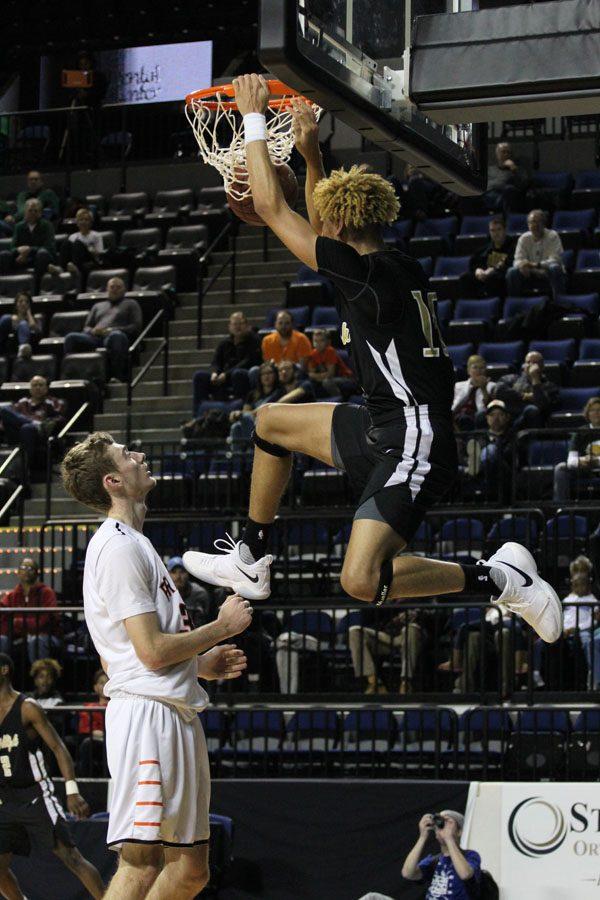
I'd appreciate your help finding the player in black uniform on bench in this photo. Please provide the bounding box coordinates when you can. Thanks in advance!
[0,654,105,899]
[184,74,561,645]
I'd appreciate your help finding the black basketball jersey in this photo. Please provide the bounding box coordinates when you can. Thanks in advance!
[316,237,455,424]
[0,694,44,789]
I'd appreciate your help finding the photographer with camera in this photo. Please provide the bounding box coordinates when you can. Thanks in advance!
[401,810,482,898]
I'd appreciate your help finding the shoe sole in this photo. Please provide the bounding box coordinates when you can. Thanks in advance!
[182,551,271,601]
[492,542,562,643]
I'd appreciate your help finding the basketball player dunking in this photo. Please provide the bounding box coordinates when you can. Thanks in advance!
[184,73,561,645]
[0,653,105,900]
[61,433,252,899]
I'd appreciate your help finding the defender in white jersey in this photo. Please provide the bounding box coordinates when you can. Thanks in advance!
[62,432,252,900]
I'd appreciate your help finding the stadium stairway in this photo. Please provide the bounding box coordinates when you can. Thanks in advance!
[18,227,299,526]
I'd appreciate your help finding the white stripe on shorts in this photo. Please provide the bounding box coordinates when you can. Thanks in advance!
[384,406,433,500]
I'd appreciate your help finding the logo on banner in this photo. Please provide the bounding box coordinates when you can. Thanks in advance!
[508,796,568,857]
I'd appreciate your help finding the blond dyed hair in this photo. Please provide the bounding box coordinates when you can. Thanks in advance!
[312,164,400,234]
[61,431,116,513]
[30,658,62,680]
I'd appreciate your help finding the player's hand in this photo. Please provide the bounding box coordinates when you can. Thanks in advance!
[217,592,253,637]
[419,814,434,836]
[291,98,320,162]
[67,793,90,820]
[233,73,269,116]
[198,644,248,681]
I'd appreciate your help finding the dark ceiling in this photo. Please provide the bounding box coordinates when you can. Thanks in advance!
[0,0,260,79]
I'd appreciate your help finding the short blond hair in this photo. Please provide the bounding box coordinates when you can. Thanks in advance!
[61,432,116,513]
[30,658,62,680]
[312,164,400,233]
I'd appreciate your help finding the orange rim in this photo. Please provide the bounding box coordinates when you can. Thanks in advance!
[185,79,308,111]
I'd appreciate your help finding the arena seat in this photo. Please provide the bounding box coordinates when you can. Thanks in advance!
[342,710,398,755]
[446,343,474,375]
[306,306,341,338]
[556,386,599,411]
[430,257,470,300]
[477,340,525,368]
[502,295,548,319]
[85,268,130,292]
[571,170,600,209]
[454,215,492,255]
[572,249,600,293]
[486,516,540,545]
[555,292,600,315]
[101,192,149,232]
[417,257,433,278]
[60,352,107,386]
[528,339,576,364]
[144,188,195,227]
[552,208,596,249]
[120,227,162,257]
[159,225,207,290]
[506,213,528,237]
[570,360,600,387]
[0,274,35,298]
[579,338,600,360]
[197,186,227,208]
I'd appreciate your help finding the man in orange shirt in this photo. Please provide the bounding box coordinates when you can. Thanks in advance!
[305,328,356,398]
[261,309,312,364]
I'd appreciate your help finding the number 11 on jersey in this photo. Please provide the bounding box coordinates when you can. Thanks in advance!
[412,290,449,358]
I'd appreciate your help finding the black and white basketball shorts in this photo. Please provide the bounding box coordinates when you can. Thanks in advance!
[0,784,74,856]
[331,403,458,541]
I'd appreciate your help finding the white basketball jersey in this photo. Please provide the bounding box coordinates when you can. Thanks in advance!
[83,518,208,714]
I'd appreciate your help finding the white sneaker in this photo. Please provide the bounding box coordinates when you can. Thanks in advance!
[479,541,562,644]
[183,533,272,600]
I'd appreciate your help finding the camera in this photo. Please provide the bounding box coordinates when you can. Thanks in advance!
[432,814,445,829]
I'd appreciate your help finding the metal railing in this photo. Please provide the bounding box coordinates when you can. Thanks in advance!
[45,401,91,521]
[0,446,27,539]
[126,309,170,443]
[196,218,237,349]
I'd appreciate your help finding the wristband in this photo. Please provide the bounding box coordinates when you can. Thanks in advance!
[244,113,267,145]
[65,779,79,796]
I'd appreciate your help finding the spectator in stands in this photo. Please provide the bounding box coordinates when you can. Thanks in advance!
[0,291,40,357]
[166,557,214,628]
[15,171,60,222]
[492,350,559,429]
[63,276,142,382]
[553,396,600,502]
[0,197,14,236]
[452,355,496,431]
[29,657,64,708]
[78,668,108,738]
[533,555,599,689]
[0,557,60,663]
[484,141,528,214]
[304,329,356,398]
[395,164,442,221]
[0,375,66,465]
[195,311,263,403]
[348,609,426,695]
[76,668,108,777]
[0,198,56,292]
[506,209,565,299]
[261,309,312,365]
[277,359,314,404]
[402,810,482,897]
[229,361,283,450]
[48,207,104,284]
[462,216,514,297]
[466,399,513,501]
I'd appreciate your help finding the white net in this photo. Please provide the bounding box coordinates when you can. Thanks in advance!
[185,89,322,200]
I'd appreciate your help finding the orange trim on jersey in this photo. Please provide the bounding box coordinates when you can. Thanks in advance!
[138,780,161,785]
[134,821,161,827]
[136,801,163,806]
[138,759,160,765]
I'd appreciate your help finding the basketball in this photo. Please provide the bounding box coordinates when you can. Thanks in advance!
[226,163,299,226]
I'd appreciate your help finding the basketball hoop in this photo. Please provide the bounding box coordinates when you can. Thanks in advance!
[185,79,322,201]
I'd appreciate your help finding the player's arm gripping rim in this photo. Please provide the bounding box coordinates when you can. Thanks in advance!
[123,592,252,671]
[22,700,89,819]
[233,73,320,270]
[290,96,326,235]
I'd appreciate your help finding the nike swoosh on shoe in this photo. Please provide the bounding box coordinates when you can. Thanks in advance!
[496,560,533,587]
[235,566,260,584]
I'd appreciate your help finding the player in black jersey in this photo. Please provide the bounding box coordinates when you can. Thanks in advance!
[184,75,562,645]
[0,654,105,899]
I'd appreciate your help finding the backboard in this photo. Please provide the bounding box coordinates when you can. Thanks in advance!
[259,0,487,195]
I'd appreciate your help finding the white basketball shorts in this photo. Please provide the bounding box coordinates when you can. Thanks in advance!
[105,695,210,849]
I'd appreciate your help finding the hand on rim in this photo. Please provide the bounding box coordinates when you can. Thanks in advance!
[233,73,270,116]
[290,97,320,161]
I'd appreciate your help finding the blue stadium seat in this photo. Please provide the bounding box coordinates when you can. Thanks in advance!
[454,297,500,323]
[557,387,599,411]
[503,295,548,319]
[293,265,335,301]
[579,339,600,360]
[439,518,485,542]
[418,257,433,277]
[545,514,588,539]
[561,249,575,271]
[518,710,571,734]
[284,711,340,751]
[433,256,471,278]
[447,343,474,373]
[556,293,600,315]
[532,171,573,192]
[570,360,600,387]
[574,170,600,189]
[342,710,398,752]
[232,710,285,751]
[576,249,600,270]
[477,341,525,367]
[310,306,341,329]
[529,339,576,363]
[487,516,539,544]
[199,709,229,751]
[572,171,600,209]
[553,209,596,244]
[464,709,513,758]
[526,439,569,466]
[436,299,452,329]
[262,305,311,330]
[573,710,600,732]
[506,213,528,236]
[414,216,459,238]
[289,611,335,639]
[459,215,492,235]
